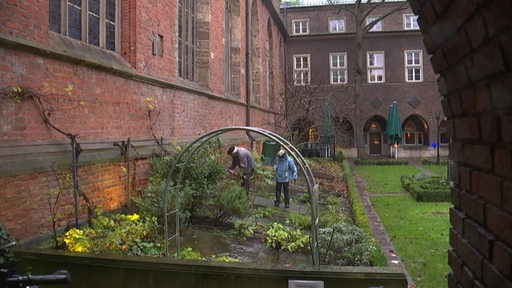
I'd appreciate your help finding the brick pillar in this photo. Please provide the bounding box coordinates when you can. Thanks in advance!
[409,0,512,287]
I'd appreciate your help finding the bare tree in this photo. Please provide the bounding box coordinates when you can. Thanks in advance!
[330,0,408,159]
[274,72,351,147]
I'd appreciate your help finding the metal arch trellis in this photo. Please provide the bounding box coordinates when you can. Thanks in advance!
[162,126,320,266]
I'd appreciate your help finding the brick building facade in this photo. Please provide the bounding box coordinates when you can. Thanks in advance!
[410,0,512,287]
[0,0,286,241]
[281,1,446,158]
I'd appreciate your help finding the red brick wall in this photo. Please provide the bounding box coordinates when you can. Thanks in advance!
[0,0,284,242]
[0,160,150,241]
[410,0,512,287]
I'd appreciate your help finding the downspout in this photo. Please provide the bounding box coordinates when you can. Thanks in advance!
[245,0,255,149]
[245,0,251,128]
[283,3,289,129]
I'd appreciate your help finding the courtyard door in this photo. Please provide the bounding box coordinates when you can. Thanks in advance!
[369,132,381,155]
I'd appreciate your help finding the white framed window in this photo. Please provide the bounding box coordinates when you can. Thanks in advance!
[366,16,382,31]
[292,19,309,35]
[330,53,347,84]
[403,14,419,30]
[329,18,345,33]
[49,0,120,52]
[405,50,423,82]
[293,54,310,85]
[367,51,385,83]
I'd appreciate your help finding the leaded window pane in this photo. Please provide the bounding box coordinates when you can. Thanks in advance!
[68,2,82,40]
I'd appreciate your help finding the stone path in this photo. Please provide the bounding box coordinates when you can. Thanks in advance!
[349,160,416,288]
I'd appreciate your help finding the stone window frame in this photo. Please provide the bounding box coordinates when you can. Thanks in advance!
[367,51,385,83]
[403,14,419,30]
[366,16,382,32]
[404,50,423,82]
[329,17,346,33]
[49,0,120,52]
[292,19,309,35]
[224,1,241,98]
[293,54,310,86]
[329,52,347,84]
[178,0,196,82]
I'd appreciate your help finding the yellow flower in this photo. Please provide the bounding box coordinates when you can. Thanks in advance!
[127,214,140,221]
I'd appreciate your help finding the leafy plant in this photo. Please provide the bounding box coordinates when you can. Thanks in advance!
[263,223,310,252]
[174,247,205,260]
[286,211,311,230]
[211,255,241,262]
[62,213,163,256]
[251,207,274,219]
[234,218,264,240]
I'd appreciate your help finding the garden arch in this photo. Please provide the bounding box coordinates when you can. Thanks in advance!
[162,126,320,265]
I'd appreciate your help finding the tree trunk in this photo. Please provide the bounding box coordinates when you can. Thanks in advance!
[354,1,365,159]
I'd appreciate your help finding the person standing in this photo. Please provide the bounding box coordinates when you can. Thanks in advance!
[227,145,256,195]
[273,149,298,208]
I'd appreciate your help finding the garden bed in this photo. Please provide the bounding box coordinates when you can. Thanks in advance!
[9,140,384,268]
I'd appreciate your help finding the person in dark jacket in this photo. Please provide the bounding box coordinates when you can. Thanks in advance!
[227,145,256,195]
[273,149,298,208]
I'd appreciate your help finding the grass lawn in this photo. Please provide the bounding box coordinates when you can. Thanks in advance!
[354,163,451,288]
[371,195,451,288]
[354,165,421,193]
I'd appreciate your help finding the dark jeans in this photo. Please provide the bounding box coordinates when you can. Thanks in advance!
[242,167,254,195]
[275,181,290,206]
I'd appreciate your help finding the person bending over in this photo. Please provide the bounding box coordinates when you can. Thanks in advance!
[227,145,256,195]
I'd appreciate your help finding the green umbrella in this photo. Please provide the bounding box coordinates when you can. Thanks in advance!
[384,101,402,158]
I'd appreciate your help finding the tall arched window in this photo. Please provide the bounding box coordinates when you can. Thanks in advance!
[178,0,196,81]
[251,1,261,104]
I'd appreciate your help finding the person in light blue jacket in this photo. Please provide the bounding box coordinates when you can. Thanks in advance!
[273,149,298,208]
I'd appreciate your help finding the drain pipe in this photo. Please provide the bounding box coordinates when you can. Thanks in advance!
[245,0,255,149]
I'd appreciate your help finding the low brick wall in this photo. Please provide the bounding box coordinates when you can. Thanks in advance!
[14,248,407,288]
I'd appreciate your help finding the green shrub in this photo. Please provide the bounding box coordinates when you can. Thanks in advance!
[0,223,16,265]
[318,195,350,228]
[139,137,243,226]
[401,174,450,202]
[342,160,387,266]
[354,158,408,166]
[318,223,376,266]
[333,151,345,162]
[206,181,250,225]
[342,161,370,231]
